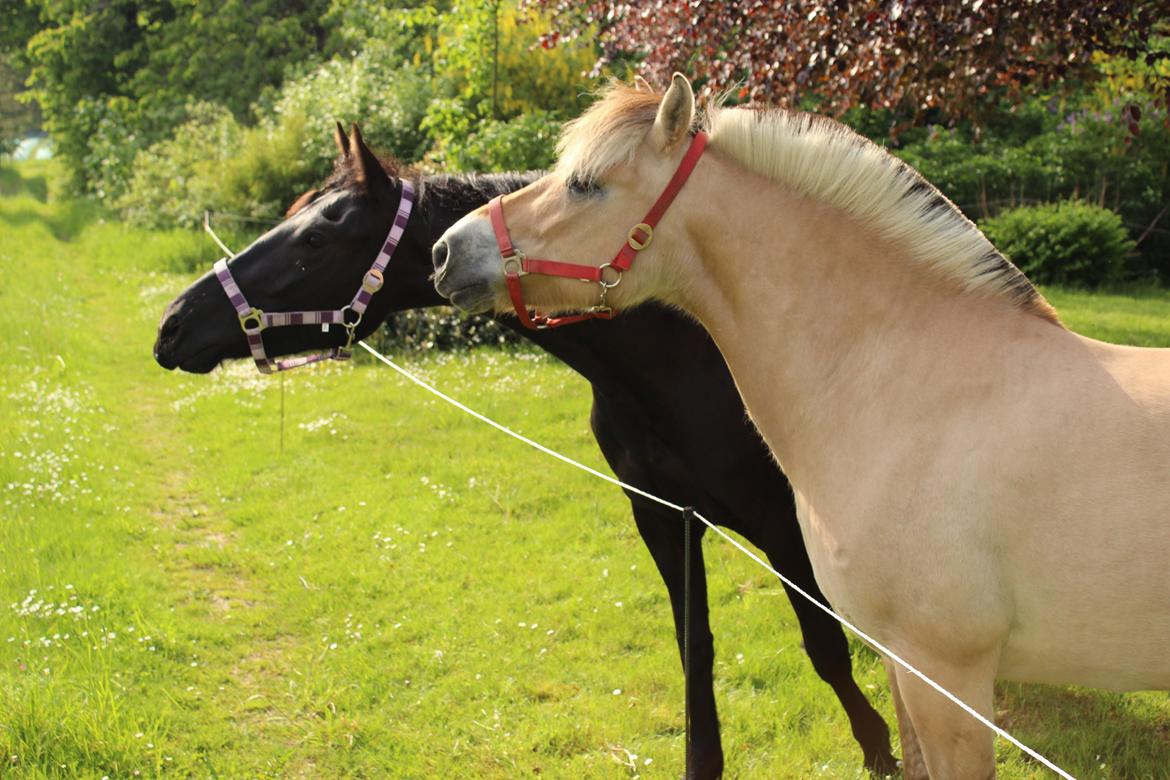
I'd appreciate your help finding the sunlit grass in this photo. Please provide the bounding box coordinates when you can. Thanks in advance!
[1,163,1168,778]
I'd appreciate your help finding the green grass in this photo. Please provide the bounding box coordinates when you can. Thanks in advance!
[1,161,1168,778]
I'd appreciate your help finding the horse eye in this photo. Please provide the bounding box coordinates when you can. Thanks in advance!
[306,231,325,249]
[566,176,600,196]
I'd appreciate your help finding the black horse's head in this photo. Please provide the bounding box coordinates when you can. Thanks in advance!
[154,123,440,373]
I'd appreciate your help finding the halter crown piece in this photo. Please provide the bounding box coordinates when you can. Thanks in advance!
[488,131,708,329]
[213,181,414,373]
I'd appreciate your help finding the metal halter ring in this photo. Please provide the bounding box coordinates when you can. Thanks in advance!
[627,222,654,251]
[598,263,623,289]
[239,308,265,333]
[502,254,528,276]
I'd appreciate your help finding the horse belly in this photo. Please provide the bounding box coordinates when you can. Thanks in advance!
[996,534,1170,691]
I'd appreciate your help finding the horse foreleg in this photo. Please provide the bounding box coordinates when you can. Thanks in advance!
[631,499,723,780]
[762,538,897,774]
[890,653,998,779]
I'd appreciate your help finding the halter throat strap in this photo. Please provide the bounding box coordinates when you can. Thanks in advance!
[213,180,414,374]
[489,131,708,329]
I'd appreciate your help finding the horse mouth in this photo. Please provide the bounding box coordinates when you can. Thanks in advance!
[450,290,495,314]
[439,282,495,315]
[180,345,224,374]
[156,342,222,374]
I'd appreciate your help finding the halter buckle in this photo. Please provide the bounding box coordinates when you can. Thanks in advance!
[362,268,384,294]
[239,308,265,333]
[627,222,653,251]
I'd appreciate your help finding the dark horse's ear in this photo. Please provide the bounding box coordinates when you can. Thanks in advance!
[349,123,389,192]
[334,121,350,157]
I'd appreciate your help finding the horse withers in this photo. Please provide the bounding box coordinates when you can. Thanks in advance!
[154,122,897,778]
[433,75,1170,778]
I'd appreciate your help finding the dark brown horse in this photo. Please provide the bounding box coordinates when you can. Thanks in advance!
[153,125,896,778]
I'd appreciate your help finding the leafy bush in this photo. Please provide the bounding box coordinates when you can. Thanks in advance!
[421,1,593,172]
[215,112,321,220]
[117,102,242,228]
[118,50,436,228]
[891,94,1170,280]
[436,110,560,172]
[980,201,1136,287]
[269,49,434,172]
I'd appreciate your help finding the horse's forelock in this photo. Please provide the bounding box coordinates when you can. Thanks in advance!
[555,84,665,183]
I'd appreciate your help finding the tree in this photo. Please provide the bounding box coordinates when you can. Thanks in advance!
[528,0,1170,126]
[20,0,334,193]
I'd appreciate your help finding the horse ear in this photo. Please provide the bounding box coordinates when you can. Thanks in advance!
[653,72,695,150]
[349,123,388,190]
[334,121,350,157]
[633,74,653,92]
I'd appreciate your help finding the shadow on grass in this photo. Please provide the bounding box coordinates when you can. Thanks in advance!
[996,682,1170,779]
[0,164,49,201]
[0,199,105,242]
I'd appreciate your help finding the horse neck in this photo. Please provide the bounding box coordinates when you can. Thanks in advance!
[672,156,1061,486]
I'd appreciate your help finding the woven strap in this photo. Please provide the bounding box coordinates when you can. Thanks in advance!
[214,180,414,373]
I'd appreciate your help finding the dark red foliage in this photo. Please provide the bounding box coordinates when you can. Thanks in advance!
[526,0,1169,126]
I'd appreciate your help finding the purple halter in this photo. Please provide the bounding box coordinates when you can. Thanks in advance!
[213,181,414,374]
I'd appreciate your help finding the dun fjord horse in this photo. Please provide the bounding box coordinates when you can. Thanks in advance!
[154,124,896,778]
[432,76,1170,778]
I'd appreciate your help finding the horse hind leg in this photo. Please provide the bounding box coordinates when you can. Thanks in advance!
[890,653,998,779]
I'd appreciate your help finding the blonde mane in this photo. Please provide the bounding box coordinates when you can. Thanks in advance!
[557,84,1059,323]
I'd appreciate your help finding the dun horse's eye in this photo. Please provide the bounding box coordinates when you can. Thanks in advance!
[566,175,600,197]
[306,231,325,249]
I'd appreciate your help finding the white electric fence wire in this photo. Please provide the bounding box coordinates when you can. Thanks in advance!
[199,222,1073,778]
[203,211,238,258]
[357,339,1077,780]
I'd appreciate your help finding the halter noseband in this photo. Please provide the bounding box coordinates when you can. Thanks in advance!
[488,132,708,329]
[213,181,414,373]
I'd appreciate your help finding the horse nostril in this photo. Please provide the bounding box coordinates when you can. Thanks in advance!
[432,239,449,273]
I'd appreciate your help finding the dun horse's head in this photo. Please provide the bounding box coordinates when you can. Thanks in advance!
[154,124,433,373]
[433,75,701,321]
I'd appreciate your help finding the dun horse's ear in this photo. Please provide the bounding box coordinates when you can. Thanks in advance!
[349,123,388,191]
[633,74,653,92]
[653,72,695,150]
[334,121,350,157]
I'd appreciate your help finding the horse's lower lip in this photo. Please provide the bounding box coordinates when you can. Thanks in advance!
[446,287,493,314]
[176,344,223,374]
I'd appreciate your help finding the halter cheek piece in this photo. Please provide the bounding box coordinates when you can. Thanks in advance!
[488,131,708,330]
[212,181,414,373]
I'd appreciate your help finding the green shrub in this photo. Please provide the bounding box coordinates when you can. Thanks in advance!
[980,200,1136,287]
[428,110,560,172]
[215,111,321,220]
[118,51,435,228]
[270,50,434,171]
[117,102,242,228]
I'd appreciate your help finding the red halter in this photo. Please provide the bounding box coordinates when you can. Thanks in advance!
[488,132,709,329]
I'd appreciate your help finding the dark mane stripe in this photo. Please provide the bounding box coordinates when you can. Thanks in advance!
[556,83,1060,324]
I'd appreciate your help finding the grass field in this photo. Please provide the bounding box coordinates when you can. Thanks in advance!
[1,162,1168,779]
